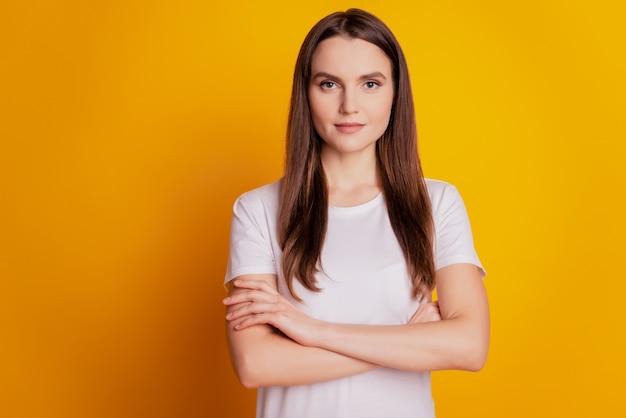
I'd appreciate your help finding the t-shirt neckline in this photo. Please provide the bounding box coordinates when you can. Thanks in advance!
[328,192,383,214]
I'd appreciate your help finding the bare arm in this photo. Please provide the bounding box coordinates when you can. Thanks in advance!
[228,263,489,373]
[225,274,379,388]
[314,264,489,371]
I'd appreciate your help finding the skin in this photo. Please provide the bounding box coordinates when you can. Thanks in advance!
[309,36,394,206]
[224,35,490,388]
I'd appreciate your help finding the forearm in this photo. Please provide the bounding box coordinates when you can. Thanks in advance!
[315,316,489,372]
[225,274,379,388]
[227,322,378,388]
[314,266,490,372]
[226,265,489,377]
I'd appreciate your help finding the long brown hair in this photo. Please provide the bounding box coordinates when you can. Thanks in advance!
[279,8,435,300]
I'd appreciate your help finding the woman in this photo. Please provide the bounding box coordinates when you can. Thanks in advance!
[223,8,489,418]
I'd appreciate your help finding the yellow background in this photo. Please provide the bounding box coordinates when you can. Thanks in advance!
[1,0,624,417]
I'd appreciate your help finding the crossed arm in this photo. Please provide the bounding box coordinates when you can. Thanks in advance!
[224,263,489,388]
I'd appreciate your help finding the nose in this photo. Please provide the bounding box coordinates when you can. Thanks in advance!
[339,89,358,114]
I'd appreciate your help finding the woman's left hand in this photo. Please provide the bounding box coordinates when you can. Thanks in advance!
[223,279,323,347]
[408,301,441,325]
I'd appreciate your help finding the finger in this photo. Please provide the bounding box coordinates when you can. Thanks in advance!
[225,300,250,315]
[226,301,279,321]
[408,303,442,324]
[232,279,278,295]
[233,312,275,330]
[409,303,431,319]
[223,289,279,305]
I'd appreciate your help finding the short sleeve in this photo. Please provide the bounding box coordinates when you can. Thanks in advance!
[224,193,277,285]
[432,183,485,277]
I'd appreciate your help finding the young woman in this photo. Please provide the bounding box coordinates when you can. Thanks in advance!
[223,8,489,418]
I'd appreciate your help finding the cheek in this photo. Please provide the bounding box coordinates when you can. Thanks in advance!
[308,95,331,127]
[382,94,395,125]
[307,105,323,139]
[367,95,394,136]
[369,96,394,123]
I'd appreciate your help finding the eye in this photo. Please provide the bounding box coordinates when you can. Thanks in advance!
[364,81,380,89]
[320,81,337,89]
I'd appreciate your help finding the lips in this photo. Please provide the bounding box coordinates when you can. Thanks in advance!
[335,123,365,134]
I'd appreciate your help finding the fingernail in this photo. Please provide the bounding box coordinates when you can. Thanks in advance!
[223,297,230,303]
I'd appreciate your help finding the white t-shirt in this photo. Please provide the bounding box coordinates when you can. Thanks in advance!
[225,178,484,418]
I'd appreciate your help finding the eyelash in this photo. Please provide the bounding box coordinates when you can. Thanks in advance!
[319,81,381,89]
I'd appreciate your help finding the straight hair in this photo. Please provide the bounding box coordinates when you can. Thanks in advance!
[278,8,435,300]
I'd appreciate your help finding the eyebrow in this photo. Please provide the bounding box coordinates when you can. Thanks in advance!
[310,71,388,81]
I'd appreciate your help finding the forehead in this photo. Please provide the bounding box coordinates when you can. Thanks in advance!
[310,36,392,77]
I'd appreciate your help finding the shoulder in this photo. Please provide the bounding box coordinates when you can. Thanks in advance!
[424,178,454,195]
[424,178,462,214]
[238,179,281,201]
[234,179,281,210]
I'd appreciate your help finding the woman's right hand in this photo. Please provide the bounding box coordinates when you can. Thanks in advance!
[224,278,325,348]
[408,301,441,325]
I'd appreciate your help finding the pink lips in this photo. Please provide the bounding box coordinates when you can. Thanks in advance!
[335,123,365,134]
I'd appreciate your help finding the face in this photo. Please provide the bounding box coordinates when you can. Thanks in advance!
[308,36,394,158]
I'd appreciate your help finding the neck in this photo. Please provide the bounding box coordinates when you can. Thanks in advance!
[320,146,381,206]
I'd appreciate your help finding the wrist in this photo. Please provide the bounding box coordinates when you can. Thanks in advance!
[312,320,334,349]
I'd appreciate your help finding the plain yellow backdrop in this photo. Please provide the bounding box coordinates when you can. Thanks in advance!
[1,1,624,417]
